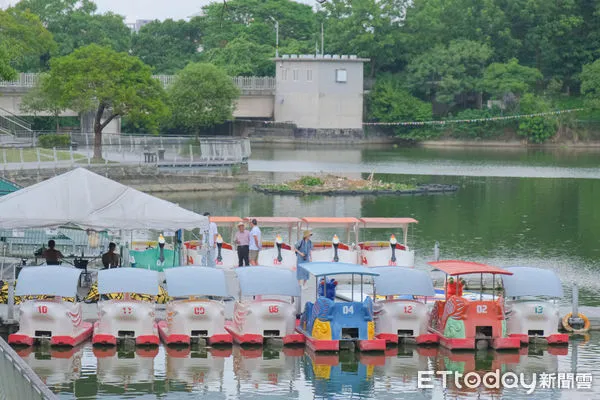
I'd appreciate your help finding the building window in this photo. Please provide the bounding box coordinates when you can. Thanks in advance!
[281,68,287,81]
[307,69,313,82]
[336,69,347,83]
[293,69,299,81]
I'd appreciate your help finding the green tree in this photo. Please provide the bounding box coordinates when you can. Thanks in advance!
[318,0,406,77]
[0,8,55,77]
[196,0,316,52]
[407,40,492,107]
[32,44,168,159]
[516,93,557,143]
[202,36,275,76]
[482,58,542,99]
[131,19,203,74]
[580,59,600,110]
[168,63,240,133]
[368,75,432,122]
[15,0,131,57]
[20,73,66,132]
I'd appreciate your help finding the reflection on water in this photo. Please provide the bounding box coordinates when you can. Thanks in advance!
[17,336,597,400]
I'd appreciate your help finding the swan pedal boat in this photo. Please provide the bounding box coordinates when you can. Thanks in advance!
[225,266,305,345]
[8,266,93,347]
[427,260,521,350]
[92,268,160,346]
[245,217,301,269]
[502,266,569,346]
[158,266,232,346]
[301,217,360,264]
[297,262,386,352]
[358,218,417,268]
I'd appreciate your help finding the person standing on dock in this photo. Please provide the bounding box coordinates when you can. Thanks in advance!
[249,219,262,266]
[235,221,250,266]
[204,212,219,267]
[42,240,64,265]
[295,230,313,287]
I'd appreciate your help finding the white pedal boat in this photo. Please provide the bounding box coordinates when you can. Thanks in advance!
[92,268,160,346]
[158,266,232,346]
[94,346,158,385]
[226,266,305,345]
[372,267,439,345]
[502,266,569,345]
[246,217,300,269]
[8,266,93,347]
[301,217,360,264]
[358,218,418,267]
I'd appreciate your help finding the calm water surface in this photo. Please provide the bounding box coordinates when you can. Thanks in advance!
[20,145,600,399]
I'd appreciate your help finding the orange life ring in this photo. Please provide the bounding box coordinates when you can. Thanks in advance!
[561,312,590,333]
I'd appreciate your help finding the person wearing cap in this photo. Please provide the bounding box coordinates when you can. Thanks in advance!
[249,218,262,266]
[234,221,250,266]
[203,212,219,267]
[295,230,313,286]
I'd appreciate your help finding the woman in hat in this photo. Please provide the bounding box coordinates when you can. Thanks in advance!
[295,230,313,286]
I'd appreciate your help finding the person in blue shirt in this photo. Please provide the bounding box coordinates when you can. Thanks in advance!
[295,230,313,286]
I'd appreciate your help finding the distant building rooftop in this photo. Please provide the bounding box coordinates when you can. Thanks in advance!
[273,54,370,62]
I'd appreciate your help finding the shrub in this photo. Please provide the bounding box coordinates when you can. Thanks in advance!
[298,176,324,186]
[37,134,71,149]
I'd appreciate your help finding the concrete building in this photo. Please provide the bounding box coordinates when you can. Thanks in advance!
[273,54,369,130]
[126,19,153,33]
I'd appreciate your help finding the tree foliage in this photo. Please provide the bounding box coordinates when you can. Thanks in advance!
[482,58,542,99]
[0,8,55,77]
[580,59,600,110]
[32,44,168,158]
[14,0,131,57]
[202,36,275,76]
[131,19,203,74]
[168,63,240,132]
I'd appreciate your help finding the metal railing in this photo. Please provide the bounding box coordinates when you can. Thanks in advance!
[0,73,276,92]
[0,337,58,400]
[0,107,32,136]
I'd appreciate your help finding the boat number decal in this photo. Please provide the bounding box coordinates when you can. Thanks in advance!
[122,307,132,314]
[534,305,544,314]
[403,305,413,314]
[194,306,205,315]
[476,305,488,314]
[269,305,279,313]
[342,305,354,315]
[37,305,48,314]
[273,258,282,265]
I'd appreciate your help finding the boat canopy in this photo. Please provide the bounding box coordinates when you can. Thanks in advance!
[236,266,300,297]
[98,268,159,295]
[502,267,563,298]
[372,267,435,296]
[301,217,359,228]
[211,216,243,225]
[0,168,208,231]
[15,266,81,298]
[164,266,229,297]
[428,260,513,276]
[243,217,301,227]
[298,262,380,277]
[359,218,418,228]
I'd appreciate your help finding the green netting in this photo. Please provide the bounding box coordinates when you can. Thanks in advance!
[130,248,180,272]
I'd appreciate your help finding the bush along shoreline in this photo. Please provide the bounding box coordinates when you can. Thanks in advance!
[253,175,458,196]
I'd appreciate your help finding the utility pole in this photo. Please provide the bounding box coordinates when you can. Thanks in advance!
[276,20,279,58]
[321,23,324,56]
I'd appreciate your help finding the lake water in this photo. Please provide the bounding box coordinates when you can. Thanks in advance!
[13,144,600,399]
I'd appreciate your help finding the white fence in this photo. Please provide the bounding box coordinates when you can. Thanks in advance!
[0,73,275,92]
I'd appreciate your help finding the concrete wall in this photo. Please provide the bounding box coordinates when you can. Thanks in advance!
[0,92,78,117]
[233,95,274,118]
[274,56,366,129]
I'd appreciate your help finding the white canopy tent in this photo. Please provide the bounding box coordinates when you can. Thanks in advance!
[0,168,208,231]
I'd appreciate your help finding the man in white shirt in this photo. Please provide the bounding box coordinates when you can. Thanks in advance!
[248,219,262,266]
[203,212,219,267]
